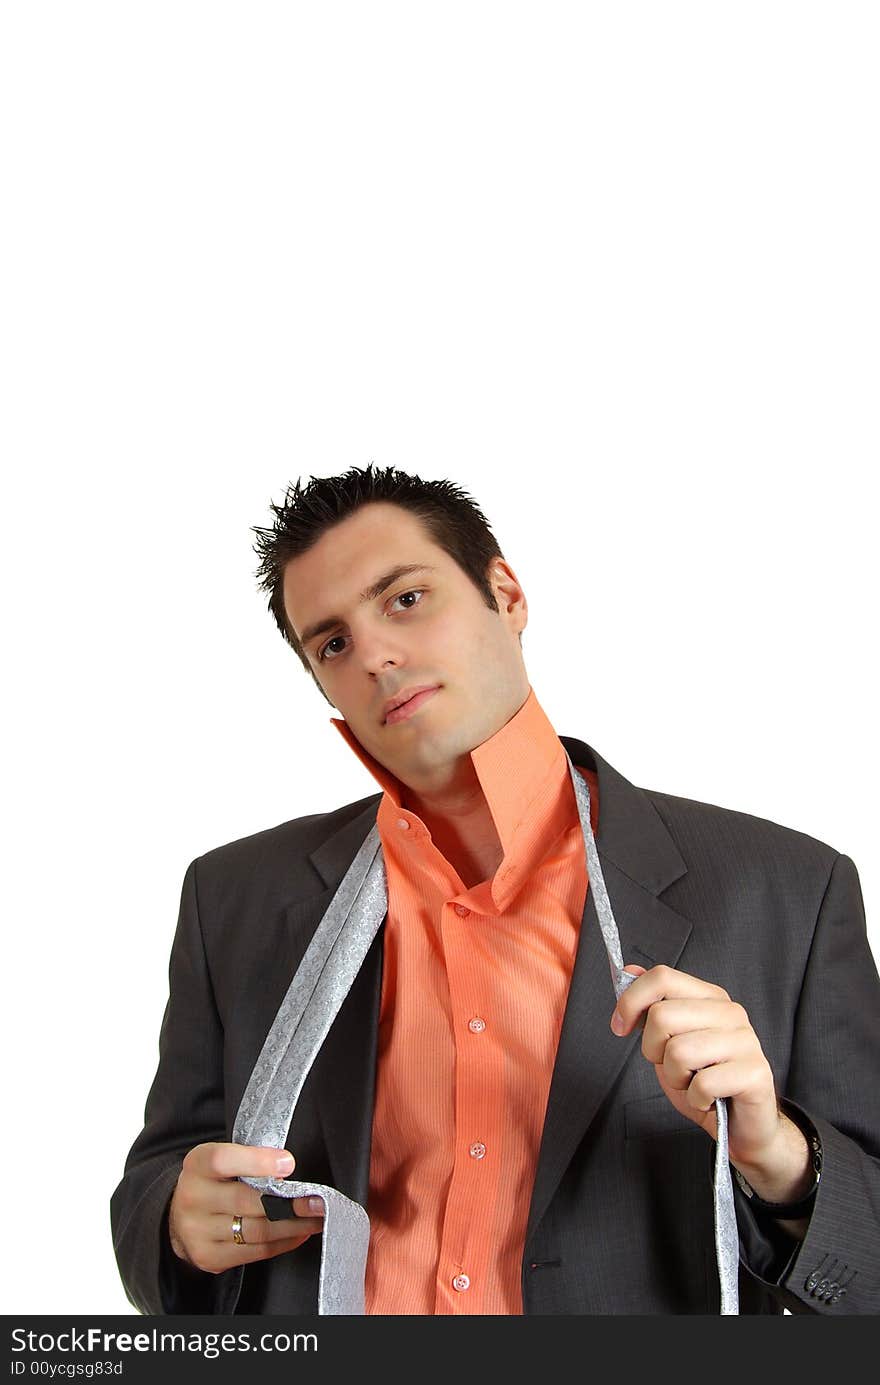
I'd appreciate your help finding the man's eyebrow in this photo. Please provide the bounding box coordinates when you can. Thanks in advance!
[298,564,438,648]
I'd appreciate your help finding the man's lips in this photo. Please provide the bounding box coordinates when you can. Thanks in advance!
[383,686,440,725]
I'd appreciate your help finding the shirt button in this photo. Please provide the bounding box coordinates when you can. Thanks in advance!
[469,1141,487,1159]
[452,1273,470,1292]
[468,1017,486,1033]
[396,818,410,831]
[454,903,470,917]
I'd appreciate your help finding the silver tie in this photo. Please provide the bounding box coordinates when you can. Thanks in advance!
[233,751,739,1314]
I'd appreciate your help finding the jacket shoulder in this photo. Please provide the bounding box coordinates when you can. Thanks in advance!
[190,791,382,903]
[642,784,841,883]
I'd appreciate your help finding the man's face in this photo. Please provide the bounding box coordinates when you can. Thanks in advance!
[283,502,530,793]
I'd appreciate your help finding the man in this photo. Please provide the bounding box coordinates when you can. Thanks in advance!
[111,464,880,1315]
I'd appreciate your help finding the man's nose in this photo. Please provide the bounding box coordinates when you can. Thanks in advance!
[353,625,406,676]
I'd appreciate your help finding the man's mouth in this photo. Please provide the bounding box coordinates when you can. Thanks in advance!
[383,686,441,726]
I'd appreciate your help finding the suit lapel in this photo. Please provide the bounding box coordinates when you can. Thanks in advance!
[525,736,692,1243]
[304,799,385,1205]
[525,856,694,1244]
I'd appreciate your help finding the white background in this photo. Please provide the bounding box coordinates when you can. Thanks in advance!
[2,2,877,1315]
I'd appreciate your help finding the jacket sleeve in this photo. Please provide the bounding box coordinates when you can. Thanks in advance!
[734,851,880,1314]
[109,856,241,1314]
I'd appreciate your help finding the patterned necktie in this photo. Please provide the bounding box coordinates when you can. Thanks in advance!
[233,751,739,1314]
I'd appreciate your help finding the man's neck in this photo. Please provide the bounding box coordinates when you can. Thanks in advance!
[402,769,504,890]
[401,760,484,821]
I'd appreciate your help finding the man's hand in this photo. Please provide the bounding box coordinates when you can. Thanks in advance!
[168,1143,325,1275]
[610,964,814,1205]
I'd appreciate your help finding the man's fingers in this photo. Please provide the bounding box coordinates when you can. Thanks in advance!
[169,1143,320,1272]
[678,1056,774,1113]
[640,998,751,1062]
[187,1179,271,1217]
[291,1197,326,1218]
[207,1212,325,1246]
[186,1180,325,1221]
[186,1141,296,1182]
[654,1023,758,1088]
[612,964,732,1034]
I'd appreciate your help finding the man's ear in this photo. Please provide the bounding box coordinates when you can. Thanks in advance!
[489,558,528,632]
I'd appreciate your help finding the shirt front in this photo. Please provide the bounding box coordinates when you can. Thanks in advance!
[330,685,598,1314]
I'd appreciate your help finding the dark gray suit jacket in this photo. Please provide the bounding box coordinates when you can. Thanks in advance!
[110,736,880,1314]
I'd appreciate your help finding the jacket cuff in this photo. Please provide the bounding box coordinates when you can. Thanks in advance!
[734,1098,876,1313]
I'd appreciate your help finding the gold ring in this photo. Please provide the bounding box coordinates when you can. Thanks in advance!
[232,1214,246,1245]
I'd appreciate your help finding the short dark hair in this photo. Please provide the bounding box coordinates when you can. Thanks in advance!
[252,462,517,705]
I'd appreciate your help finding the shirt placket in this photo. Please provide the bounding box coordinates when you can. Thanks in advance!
[434,890,505,1314]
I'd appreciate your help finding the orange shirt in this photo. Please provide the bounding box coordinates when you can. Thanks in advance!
[330,686,598,1315]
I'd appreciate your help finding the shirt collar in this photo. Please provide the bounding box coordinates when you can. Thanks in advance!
[329,685,581,905]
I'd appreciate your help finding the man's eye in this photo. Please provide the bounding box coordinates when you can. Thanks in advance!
[317,590,425,662]
[318,636,347,662]
[390,589,424,613]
